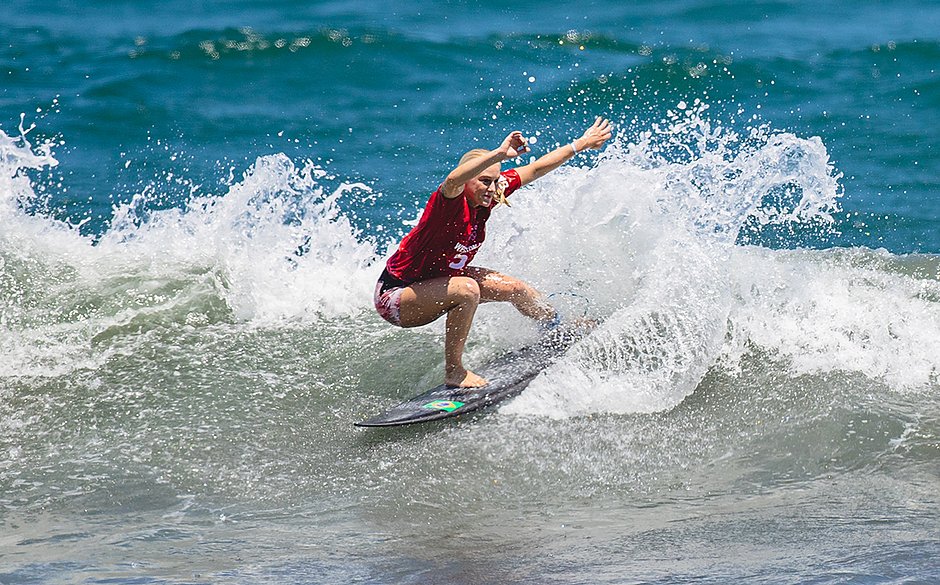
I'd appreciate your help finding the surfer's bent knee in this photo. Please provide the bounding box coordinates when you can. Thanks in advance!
[450,276,481,305]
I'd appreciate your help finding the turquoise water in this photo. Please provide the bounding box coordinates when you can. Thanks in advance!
[2,2,938,583]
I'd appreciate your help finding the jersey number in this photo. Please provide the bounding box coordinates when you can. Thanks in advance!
[448,254,469,270]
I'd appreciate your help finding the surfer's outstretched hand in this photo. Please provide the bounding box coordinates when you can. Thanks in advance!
[498,130,530,159]
[576,117,613,151]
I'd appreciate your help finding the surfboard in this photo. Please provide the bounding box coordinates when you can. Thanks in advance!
[355,323,592,427]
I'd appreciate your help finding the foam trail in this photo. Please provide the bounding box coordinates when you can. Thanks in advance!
[498,112,849,417]
[514,239,731,417]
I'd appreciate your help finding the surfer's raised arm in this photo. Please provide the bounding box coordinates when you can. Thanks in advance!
[441,131,530,198]
[514,117,612,187]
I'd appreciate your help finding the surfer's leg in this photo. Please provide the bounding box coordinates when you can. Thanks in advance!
[463,267,557,322]
[398,276,487,388]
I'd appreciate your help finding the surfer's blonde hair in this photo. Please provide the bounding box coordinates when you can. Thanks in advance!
[458,149,510,207]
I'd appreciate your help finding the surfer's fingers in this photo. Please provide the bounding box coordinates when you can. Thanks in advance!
[580,119,612,149]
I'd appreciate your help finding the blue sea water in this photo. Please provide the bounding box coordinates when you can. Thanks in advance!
[1,1,938,584]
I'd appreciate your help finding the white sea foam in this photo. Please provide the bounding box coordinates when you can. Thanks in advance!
[724,247,940,390]
[2,115,938,406]
[97,152,379,322]
[494,114,936,417]
[1,129,379,377]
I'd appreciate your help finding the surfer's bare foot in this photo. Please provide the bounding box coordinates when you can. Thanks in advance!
[445,368,487,388]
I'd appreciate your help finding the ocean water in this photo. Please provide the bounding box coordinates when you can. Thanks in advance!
[1,1,938,583]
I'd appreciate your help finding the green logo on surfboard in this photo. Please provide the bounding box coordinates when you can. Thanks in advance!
[422,400,465,412]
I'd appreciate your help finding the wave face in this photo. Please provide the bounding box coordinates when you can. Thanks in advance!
[2,104,935,423]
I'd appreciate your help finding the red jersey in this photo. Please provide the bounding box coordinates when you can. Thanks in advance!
[385,169,522,282]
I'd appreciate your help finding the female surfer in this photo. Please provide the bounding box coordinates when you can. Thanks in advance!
[375,117,612,388]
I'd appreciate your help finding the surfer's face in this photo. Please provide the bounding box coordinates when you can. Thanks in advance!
[465,164,501,207]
